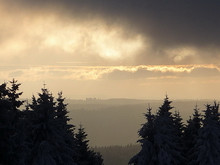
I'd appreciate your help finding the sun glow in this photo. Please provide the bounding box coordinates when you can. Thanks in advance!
[0,4,145,61]
[91,30,144,59]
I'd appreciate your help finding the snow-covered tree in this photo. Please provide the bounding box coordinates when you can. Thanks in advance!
[153,96,184,165]
[193,103,220,165]
[139,106,155,142]
[129,138,155,165]
[27,88,77,165]
[129,106,156,165]
[129,97,184,165]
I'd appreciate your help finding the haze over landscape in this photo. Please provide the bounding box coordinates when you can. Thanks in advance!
[1,0,220,100]
[67,98,213,147]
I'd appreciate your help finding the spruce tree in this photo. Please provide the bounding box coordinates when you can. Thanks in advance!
[193,103,220,165]
[56,92,79,163]
[27,88,77,165]
[173,110,185,163]
[129,97,184,165]
[7,79,24,114]
[153,96,184,165]
[56,92,75,135]
[7,79,26,165]
[139,106,155,142]
[173,110,184,139]
[0,80,25,165]
[75,124,103,165]
[0,82,12,165]
[183,105,201,165]
[129,106,156,165]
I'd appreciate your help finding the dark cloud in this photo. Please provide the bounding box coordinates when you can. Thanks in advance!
[2,0,220,65]
[14,0,220,45]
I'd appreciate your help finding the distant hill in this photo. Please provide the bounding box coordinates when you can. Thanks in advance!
[67,98,214,147]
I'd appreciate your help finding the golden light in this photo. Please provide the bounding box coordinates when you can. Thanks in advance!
[0,3,145,62]
[90,29,144,60]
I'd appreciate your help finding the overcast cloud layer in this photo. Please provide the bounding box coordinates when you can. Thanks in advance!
[1,0,220,99]
[1,0,220,65]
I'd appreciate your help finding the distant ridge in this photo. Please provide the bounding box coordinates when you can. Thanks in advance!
[67,98,216,147]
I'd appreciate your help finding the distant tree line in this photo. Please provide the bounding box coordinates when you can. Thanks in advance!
[129,96,220,165]
[0,79,103,165]
[93,144,140,165]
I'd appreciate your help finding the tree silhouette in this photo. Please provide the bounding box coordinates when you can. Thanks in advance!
[183,104,201,165]
[193,103,220,165]
[129,106,156,165]
[27,88,77,165]
[129,96,184,165]
[75,124,103,165]
[0,80,105,165]
[153,96,184,165]
[0,80,25,165]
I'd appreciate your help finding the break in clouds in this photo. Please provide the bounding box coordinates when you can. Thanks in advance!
[1,0,220,65]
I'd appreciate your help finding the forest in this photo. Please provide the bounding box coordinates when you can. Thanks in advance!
[0,80,103,165]
[128,97,220,165]
[1,79,220,165]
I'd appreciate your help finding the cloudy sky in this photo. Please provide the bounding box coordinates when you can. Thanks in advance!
[1,0,220,100]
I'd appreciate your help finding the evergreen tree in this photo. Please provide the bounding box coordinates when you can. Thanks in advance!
[193,102,220,165]
[0,82,12,165]
[75,124,103,165]
[173,110,185,163]
[139,105,155,142]
[7,79,24,114]
[183,105,201,165]
[0,80,25,165]
[173,110,184,139]
[153,96,184,165]
[7,79,26,165]
[56,92,79,163]
[129,106,156,165]
[56,92,75,135]
[130,97,184,165]
[27,88,77,165]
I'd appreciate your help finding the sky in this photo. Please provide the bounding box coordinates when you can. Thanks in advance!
[1,0,220,100]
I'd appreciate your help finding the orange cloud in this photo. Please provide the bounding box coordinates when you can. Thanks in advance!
[1,64,220,81]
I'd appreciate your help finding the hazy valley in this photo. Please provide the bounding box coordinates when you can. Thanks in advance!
[67,98,213,147]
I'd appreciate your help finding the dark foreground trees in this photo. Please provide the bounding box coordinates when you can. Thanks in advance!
[129,96,184,165]
[192,103,220,164]
[75,124,103,165]
[0,79,26,165]
[129,97,220,165]
[0,80,103,165]
[3,79,220,165]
